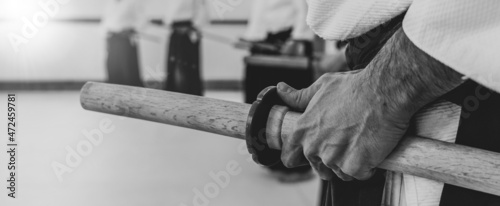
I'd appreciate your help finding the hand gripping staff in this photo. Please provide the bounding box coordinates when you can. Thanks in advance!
[80,82,500,196]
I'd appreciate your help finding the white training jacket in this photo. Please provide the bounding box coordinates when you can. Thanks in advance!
[162,0,211,28]
[244,0,314,41]
[102,0,149,33]
[306,0,500,93]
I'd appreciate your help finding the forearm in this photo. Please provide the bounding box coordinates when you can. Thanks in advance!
[356,28,464,118]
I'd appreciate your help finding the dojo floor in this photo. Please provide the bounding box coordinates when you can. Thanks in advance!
[0,90,319,206]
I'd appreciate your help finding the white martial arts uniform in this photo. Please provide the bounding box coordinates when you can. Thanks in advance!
[102,0,150,87]
[162,0,210,27]
[244,0,314,41]
[305,0,500,93]
[102,0,149,32]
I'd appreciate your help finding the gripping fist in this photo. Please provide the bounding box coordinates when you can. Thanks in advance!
[276,71,412,181]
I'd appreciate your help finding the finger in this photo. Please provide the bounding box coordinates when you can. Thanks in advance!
[280,120,314,168]
[277,82,321,111]
[280,145,309,168]
[324,161,354,181]
[314,162,336,180]
[353,168,377,181]
[337,153,377,180]
[344,166,376,181]
[306,156,335,180]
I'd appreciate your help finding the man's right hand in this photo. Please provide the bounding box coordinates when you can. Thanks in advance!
[276,28,464,181]
[277,70,413,180]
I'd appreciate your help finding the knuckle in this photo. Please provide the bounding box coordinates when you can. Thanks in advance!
[323,160,354,181]
[280,158,296,168]
[338,174,354,181]
[303,147,318,159]
[280,152,297,168]
[352,169,376,180]
[318,172,333,180]
[339,163,371,180]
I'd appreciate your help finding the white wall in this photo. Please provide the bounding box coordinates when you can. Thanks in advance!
[0,0,252,81]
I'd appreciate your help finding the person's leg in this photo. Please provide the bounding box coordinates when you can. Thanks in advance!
[106,31,143,87]
[106,33,127,85]
[165,30,180,92]
[125,32,144,87]
[165,23,203,96]
[182,27,203,96]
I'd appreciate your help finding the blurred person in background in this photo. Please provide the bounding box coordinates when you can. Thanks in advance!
[242,0,316,183]
[102,0,150,87]
[162,0,210,96]
[242,0,314,56]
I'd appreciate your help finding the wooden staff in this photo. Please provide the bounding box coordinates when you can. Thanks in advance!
[80,82,500,197]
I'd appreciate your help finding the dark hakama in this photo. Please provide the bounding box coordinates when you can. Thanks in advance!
[106,29,144,87]
[164,21,203,96]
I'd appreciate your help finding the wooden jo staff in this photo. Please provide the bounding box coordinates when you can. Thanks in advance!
[80,82,500,197]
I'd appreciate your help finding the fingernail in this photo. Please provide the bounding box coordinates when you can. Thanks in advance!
[277,83,290,93]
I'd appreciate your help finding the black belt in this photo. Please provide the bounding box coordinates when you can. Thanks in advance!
[172,20,193,28]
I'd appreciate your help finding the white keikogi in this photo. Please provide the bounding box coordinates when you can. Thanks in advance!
[305,0,500,93]
[244,0,315,41]
[102,0,149,32]
[162,0,210,27]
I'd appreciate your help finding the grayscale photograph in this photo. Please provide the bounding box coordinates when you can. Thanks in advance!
[0,0,499,206]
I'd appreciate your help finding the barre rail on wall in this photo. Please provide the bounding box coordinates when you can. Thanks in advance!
[0,18,248,25]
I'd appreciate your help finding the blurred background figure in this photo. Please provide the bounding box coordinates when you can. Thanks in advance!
[102,0,150,87]
[242,0,314,56]
[161,0,210,96]
[242,0,315,183]
[0,1,320,205]
[242,0,315,103]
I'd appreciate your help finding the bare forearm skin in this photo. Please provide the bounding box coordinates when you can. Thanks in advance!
[355,28,464,119]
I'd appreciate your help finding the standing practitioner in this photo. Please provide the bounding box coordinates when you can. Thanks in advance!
[242,0,316,183]
[243,0,315,103]
[162,0,210,96]
[102,0,150,87]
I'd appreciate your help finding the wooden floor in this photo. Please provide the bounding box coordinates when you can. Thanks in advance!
[0,91,319,206]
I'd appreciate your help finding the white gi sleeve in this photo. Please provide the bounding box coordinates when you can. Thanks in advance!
[305,0,412,40]
[403,0,500,93]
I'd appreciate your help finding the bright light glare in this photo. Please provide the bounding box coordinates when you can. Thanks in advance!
[0,0,39,20]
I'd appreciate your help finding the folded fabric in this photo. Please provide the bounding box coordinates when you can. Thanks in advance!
[306,0,500,93]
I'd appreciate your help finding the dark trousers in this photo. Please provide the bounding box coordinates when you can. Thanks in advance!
[439,81,500,206]
[164,21,203,96]
[106,30,143,87]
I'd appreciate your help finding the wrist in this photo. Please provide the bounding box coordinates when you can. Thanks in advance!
[358,65,462,120]
[353,29,463,119]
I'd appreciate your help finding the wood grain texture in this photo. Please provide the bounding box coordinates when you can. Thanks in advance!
[80,82,500,197]
[80,82,250,139]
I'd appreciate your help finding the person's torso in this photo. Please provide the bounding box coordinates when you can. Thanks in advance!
[103,0,145,32]
[163,0,197,26]
[260,0,297,33]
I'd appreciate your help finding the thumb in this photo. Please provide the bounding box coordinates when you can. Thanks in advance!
[277,82,320,111]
